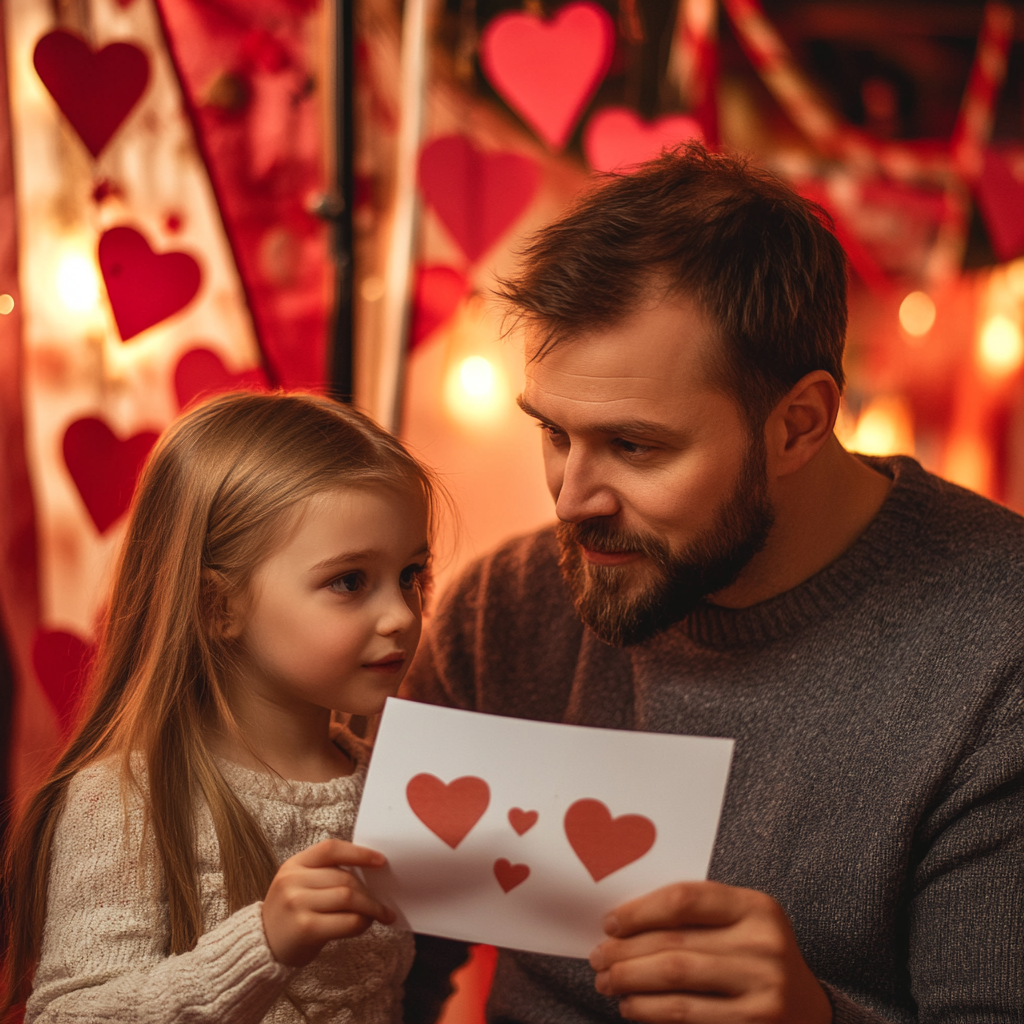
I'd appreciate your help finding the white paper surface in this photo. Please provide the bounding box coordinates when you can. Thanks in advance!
[353,698,734,958]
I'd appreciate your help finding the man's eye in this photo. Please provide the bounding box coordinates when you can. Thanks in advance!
[614,439,652,456]
[400,563,428,591]
[329,572,364,594]
[540,423,568,446]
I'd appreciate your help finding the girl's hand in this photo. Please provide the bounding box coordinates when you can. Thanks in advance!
[261,838,396,967]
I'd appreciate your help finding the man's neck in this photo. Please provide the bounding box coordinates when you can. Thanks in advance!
[711,435,893,609]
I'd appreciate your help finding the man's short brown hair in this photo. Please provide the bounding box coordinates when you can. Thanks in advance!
[499,143,848,427]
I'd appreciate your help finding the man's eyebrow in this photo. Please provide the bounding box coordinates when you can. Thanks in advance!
[308,543,430,574]
[516,395,686,442]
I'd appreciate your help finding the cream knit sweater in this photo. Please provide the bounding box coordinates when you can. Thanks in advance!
[26,731,414,1024]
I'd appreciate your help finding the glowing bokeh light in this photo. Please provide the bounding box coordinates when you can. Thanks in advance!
[444,355,507,425]
[458,355,496,398]
[847,397,914,457]
[898,291,936,337]
[56,252,101,313]
[978,314,1024,376]
[0,294,13,314]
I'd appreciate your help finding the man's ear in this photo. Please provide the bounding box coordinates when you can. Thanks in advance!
[764,370,841,478]
[202,569,245,641]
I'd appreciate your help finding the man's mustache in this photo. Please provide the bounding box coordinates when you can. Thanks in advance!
[558,519,669,563]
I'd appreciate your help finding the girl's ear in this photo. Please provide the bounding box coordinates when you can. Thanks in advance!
[202,569,245,640]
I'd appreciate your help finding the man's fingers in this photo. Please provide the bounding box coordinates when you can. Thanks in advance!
[604,881,762,938]
[291,838,387,869]
[595,949,750,999]
[613,991,767,1024]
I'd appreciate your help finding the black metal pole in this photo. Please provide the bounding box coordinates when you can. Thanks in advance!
[327,0,355,402]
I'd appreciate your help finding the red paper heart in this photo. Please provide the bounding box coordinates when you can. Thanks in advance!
[33,30,149,158]
[411,266,470,349]
[584,108,704,173]
[32,629,96,735]
[406,773,490,849]
[174,348,270,410]
[508,807,538,835]
[493,858,530,893]
[99,226,201,340]
[418,135,541,264]
[63,417,159,533]
[480,1,614,150]
[563,799,656,882]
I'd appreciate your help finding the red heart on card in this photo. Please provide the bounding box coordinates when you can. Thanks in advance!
[99,226,201,341]
[33,30,149,158]
[564,799,656,882]
[32,629,95,735]
[63,417,159,533]
[411,266,470,349]
[508,807,538,835]
[584,108,703,173]
[407,773,490,849]
[480,1,614,149]
[494,858,530,893]
[419,135,541,264]
[174,347,270,410]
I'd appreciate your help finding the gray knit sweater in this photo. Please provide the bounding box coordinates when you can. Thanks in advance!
[404,456,1024,1024]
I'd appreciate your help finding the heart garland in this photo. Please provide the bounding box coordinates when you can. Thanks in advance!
[584,109,704,173]
[410,265,471,349]
[33,30,149,158]
[98,226,202,341]
[174,348,269,410]
[418,136,541,265]
[480,1,615,150]
[32,629,96,735]
[63,418,159,533]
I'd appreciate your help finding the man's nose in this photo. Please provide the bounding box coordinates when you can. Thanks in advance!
[554,451,620,522]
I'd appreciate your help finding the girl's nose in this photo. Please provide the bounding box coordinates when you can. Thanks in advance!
[377,588,419,636]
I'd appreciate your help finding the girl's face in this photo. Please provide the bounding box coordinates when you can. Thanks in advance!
[228,485,430,717]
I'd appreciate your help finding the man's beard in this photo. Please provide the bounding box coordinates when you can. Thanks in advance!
[557,439,775,647]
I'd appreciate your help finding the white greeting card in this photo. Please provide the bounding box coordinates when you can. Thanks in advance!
[352,698,734,958]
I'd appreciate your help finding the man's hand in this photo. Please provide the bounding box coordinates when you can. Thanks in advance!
[589,880,833,1024]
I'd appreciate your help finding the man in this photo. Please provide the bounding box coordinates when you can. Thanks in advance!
[402,144,1024,1024]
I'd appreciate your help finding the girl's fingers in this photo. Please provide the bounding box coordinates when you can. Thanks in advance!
[291,838,387,869]
[299,884,396,924]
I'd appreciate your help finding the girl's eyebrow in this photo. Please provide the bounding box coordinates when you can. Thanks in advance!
[308,543,430,574]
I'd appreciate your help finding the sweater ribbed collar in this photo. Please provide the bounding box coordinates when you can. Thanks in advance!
[658,455,935,650]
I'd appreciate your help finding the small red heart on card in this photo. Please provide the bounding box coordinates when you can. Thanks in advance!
[33,30,149,158]
[407,773,490,849]
[493,858,530,893]
[583,108,703,173]
[508,808,538,835]
[418,135,541,264]
[63,417,159,533]
[480,1,614,149]
[174,347,269,410]
[99,226,201,341]
[32,629,95,735]
[411,265,470,349]
[564,799,656,882]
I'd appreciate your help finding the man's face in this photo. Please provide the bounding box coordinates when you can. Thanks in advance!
[519,291,775,646]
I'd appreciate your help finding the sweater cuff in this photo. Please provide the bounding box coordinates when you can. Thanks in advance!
[180,902,296,1023]
[822,983,889,1024]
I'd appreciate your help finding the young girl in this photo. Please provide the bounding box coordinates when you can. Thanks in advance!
[1,392,444,1024]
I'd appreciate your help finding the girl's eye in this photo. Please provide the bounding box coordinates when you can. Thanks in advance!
[400,563,427,591]
[329,572,364,594]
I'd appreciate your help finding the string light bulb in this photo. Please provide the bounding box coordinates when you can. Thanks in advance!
[898,291,936,337]
[444,354,507,425]
[977,314,1024,376]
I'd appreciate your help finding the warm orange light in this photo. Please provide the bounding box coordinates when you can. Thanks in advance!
[0,294,13,315]
[846,396,914,457]
[444,355,507,425]
[898,291,935,337]
[55,250,100,314]
[977,314,1024,376]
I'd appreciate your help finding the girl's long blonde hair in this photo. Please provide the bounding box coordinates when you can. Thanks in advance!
[1,392,441,1020]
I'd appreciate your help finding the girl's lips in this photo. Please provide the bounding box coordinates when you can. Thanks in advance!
[581,546,643,567]
[363,653,406,672]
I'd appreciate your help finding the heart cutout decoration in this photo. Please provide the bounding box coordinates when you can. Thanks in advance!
[418,135,541,264]
[406,773,490,849]
[976,149,1024,261]
[508,807,538,835]
[411,265,470,349]
[174,348,270,410]
[63,417,159,533]
[33,30,149,158]
[32,629,96,735]
[480,1,615,149]
[99,226,201,341]
[494,858,530,893]
[563,799,656,882]
[584,108,704,173]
